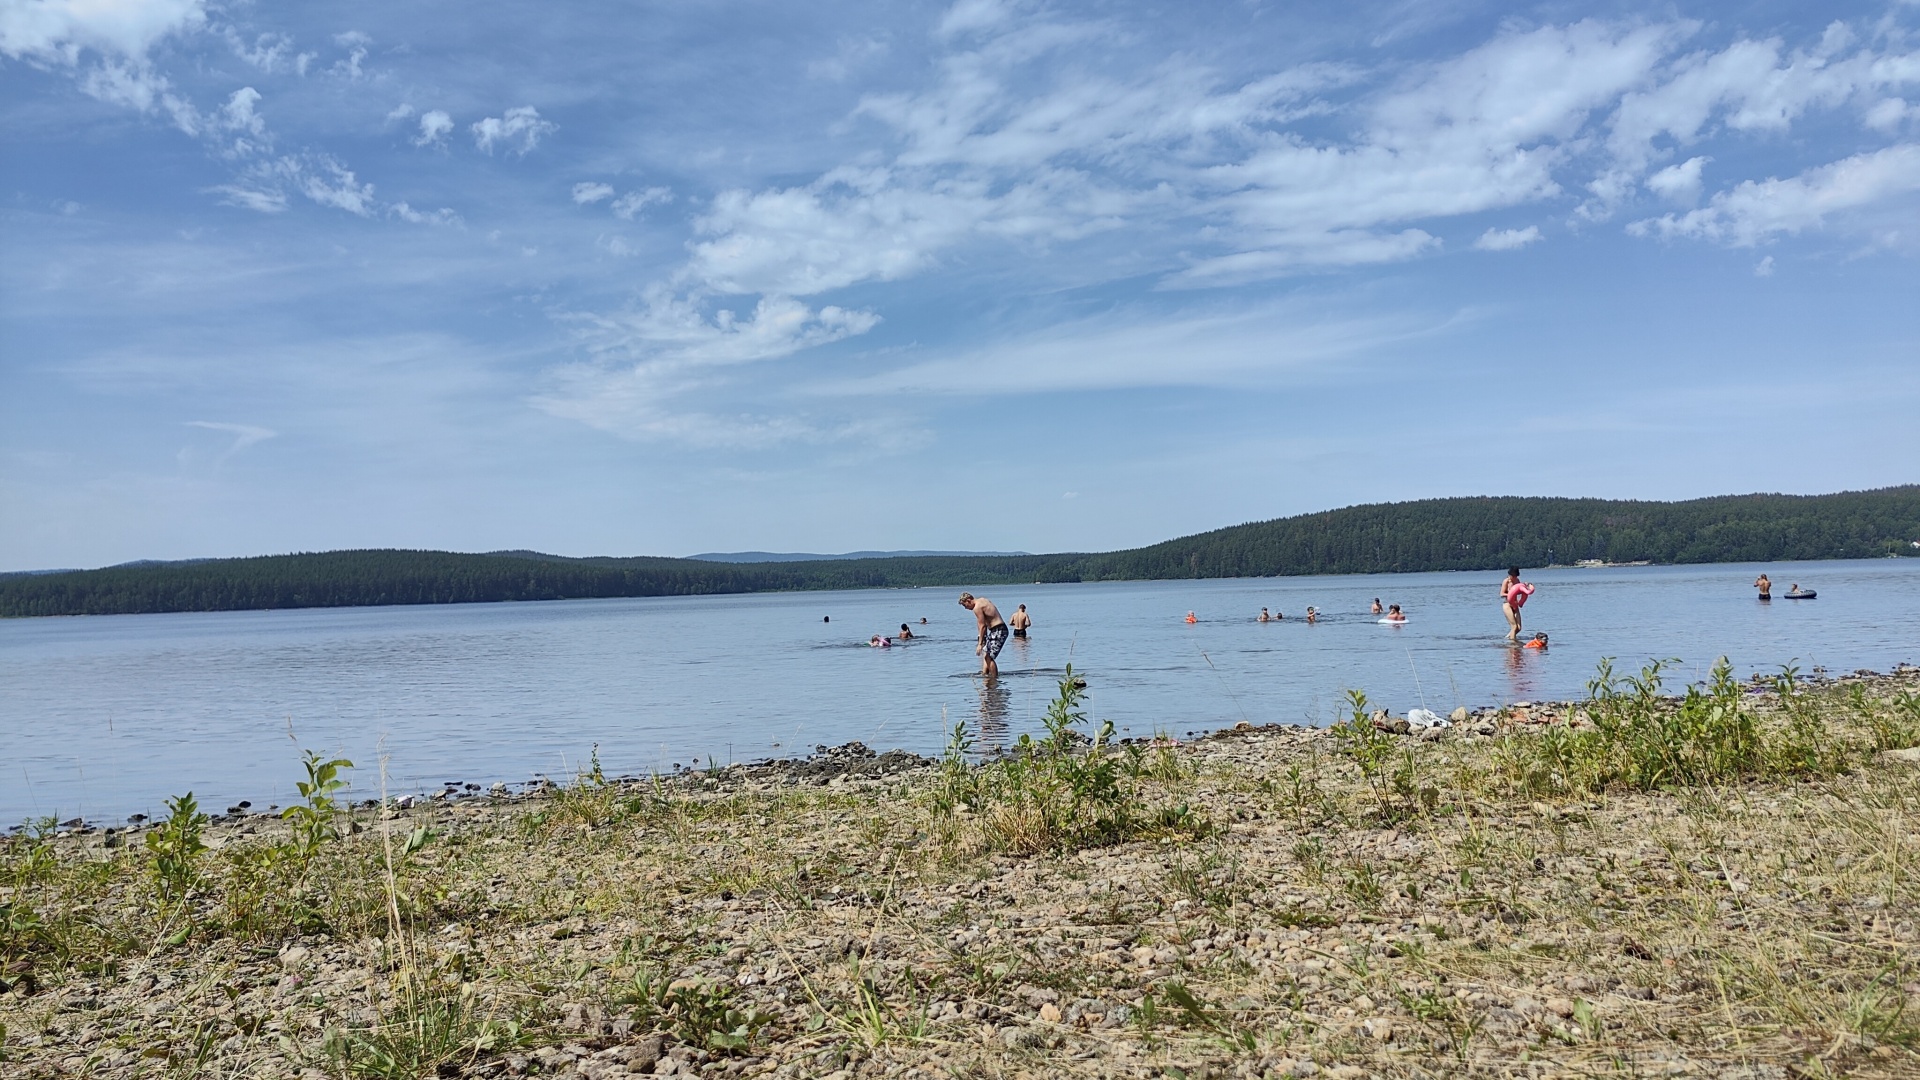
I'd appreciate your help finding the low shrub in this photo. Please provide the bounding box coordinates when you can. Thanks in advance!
[932,666,1211,854]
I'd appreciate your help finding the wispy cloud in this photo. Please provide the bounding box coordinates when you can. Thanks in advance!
[471,106,555,155]
[1630,144,1920,245]
[816,297,1461,397]
[184,419,276,461]
[1475,226,1542,251]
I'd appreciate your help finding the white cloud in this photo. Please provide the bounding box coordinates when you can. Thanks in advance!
[414,109,453,147]
[1630,144,1920,245]
[183,420,276,460]
[1185,21,1681,278]
[0,0,206,60]
[1865,97,1912,132]
[223,28,292,72]
[572,182,614,204]
[612,187,672,219]
[389,202,461,227]
[385,103,414,122]
[208,184,286,213]
[330,30,369,80]
[1645,156,1709,203]
[938,0,1018,39]
[471,106,555,155]
[1475,225,1542,251]
[818,297,1451,397]
[535,291,882,444]
[1754,255,1775,276]
[76,57,200,133]
[1588,29,1920,217]
[216,86,266,156]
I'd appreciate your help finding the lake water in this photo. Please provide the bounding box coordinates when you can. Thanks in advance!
[4,559,1917,826]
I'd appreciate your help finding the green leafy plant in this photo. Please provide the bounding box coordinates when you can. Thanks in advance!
[1330,690,1424,821]
[282,751,353,873]
[617,969,770,1053]
[932,666,1207,855]
[146,792,208,908]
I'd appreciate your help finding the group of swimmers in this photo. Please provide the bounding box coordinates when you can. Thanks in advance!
[1244,598,1403,624]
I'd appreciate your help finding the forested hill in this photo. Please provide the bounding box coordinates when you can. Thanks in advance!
[4,487,1916,617]
[1074,488,1920,579]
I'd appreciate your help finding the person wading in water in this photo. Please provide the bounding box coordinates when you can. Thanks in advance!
[958,593,1009,679]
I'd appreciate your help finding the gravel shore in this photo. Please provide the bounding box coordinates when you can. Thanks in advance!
[3,668,1917,1079]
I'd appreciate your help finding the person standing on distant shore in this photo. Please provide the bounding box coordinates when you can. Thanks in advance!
[1009,604,1031,638]
[959,592,1009,678]
[1755,573,1772,600]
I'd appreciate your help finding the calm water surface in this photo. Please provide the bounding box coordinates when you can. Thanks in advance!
[4,559,1917,824]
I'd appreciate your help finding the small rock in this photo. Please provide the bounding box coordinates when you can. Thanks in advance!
[1546,996,1577,1018]
[621,1035,664,1071]
[1038,1002,1062,1023]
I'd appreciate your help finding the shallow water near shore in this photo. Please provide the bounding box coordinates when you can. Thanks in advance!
[4,558,1918,825]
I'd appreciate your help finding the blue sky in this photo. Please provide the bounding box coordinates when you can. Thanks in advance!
[4,0,1919,570]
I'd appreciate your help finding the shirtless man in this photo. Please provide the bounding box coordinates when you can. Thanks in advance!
[958,592,1009,678]
[1754,573,1771,600]
[1009,604,1032,638]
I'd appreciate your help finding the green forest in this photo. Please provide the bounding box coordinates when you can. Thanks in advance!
[4,487,1916,617]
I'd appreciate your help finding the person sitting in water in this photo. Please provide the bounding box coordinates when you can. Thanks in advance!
[1370,598,1383,615]
[898,623,913,640]
[1523,632,1549,650]
[869,634,891,648]
[1259,607,1271,622]
[1384,604,1406,623]
[1305,607,1318,624]
[1185,611,1198,624]
[1009,604,1031,638]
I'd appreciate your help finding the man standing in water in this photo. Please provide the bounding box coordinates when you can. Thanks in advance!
[958,592,1009,678]
[1754,573,1772,600]
[1009,604,1032,638]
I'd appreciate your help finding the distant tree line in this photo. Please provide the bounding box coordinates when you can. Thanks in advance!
[3,488,1915,618]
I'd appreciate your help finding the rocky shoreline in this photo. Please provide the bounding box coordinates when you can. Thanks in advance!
[4,666,1918,1079]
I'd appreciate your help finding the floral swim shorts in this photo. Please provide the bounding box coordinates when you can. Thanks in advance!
[981,624,1009,661]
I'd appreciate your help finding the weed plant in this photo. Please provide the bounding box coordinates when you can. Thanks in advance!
[932,666,1211,855]
[1487,658,1895,798]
